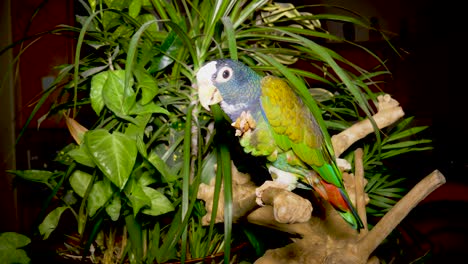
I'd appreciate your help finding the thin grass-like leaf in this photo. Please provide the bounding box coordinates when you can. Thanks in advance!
[222,17,238,61]
[385,127,429,142]
[212,104,233,263]
[180,104,194,263]
[382,139,432,150]
[124,19,158,105]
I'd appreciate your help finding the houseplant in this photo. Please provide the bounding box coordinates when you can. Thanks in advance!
[4,0,433,263]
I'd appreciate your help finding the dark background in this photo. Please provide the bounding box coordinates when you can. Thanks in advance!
[1,0,467,262]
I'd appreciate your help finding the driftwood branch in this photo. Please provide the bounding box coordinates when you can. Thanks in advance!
[332,94,405,157]
[357,169,446,258]
[196,94,443,263]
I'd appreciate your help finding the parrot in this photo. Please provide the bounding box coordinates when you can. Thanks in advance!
[196,58,363,230]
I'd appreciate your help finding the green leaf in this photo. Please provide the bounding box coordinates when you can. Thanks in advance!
[104,0,129,10]
[88,180,114,217]
[0,232,31,248]
[0,232,31,264]
[90,71,108,115]
[6,170,53,184]
[0,248,30,264]
[106,195,121,221]
[138,171,157,186]
[148,151,178,183]
[125,113,152,141]
[136,14,161,40]
[134,67,158,104]
[91,70,136,117]
[85,129,137,189]
[69,170,93,198]
[124,178,151,216]
[382,139,432,150]
[129,101,170,116]
[39,207,69,239]
[148,30,181,73]
[103,70,136,117]
[67,144,96,167]
[128,0,142,18]
[124,213,143,261]
[386,126,429,142]
[141,187,175,216]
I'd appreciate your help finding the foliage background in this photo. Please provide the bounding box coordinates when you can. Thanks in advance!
[2,0,435,263]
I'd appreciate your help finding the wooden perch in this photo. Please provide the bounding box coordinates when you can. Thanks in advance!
[332,94,405,157]
[251,151,445,264]
[196,94,443,263]
[357,169,446,258]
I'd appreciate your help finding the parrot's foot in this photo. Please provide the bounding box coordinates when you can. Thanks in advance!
[255,180,289,206]
[232,111,256,136]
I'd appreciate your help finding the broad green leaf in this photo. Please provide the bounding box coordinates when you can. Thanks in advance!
[106,195,121,221]
[129,0,142,18]
[102,70,136,117]
[90,71,108,115]
[88,0,97,12]
[67,144,96,167]
[141,187,174,216]
[91,70,135,117]
[129,101,170,116]
[0,232,31,264]
[39,207,69,239]
[125,113,152,140]
[85,129,137,189]
[88,180,113,217]
[148,151,178,183]
[138,171,157,187]
[124,178,151,216]
[7,170,53,184]
[136,14,161,40]
[104,0,129,10]
[102,11,121,34]
[134,67,158,104]
[0,232,30,248]
[0,247,30,264]
[148,30,181,73]
[111,24,135,41]
[69,170,93,197]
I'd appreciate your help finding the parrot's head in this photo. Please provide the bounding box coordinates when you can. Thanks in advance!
[196,59,262,120]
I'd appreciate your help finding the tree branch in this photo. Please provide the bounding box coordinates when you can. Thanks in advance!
[357,170,446,257]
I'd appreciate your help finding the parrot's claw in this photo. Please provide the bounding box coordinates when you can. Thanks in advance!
[232,111,256,136]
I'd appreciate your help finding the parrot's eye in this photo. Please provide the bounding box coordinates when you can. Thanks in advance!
[216,66,233,83]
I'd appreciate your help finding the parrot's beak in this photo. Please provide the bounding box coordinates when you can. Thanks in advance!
[196,61,223,111]
[198,82,222,111]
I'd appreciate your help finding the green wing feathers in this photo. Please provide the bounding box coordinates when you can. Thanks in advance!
[260,75,326,167]
[261,75,363,230]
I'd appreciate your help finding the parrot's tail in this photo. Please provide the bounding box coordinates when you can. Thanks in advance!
[336,188,364,231]
[313,164,364,231]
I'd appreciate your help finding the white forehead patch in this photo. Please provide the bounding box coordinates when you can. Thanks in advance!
[196,61,218,88]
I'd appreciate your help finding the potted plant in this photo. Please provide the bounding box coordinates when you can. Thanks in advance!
[4,0,434,263]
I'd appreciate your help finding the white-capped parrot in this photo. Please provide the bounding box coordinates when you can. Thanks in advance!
[196,59,363,230]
